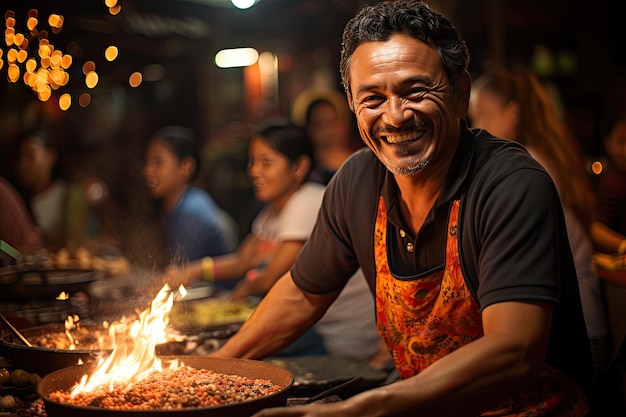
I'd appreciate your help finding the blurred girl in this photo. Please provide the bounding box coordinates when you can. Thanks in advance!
[469,67,609,379]
[163,121,327,356]
[143,125,232,266]
[164,121,324,300]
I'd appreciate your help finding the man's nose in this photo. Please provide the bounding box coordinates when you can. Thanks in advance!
[382,97,411,127]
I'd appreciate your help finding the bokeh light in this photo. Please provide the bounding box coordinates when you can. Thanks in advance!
[79,92,91,107]
[129,71,142,87]
[2,8,72,102]
[59,92,71,110]
[105,45,118,61]
[591,160,604,176]
[85,71,99,88]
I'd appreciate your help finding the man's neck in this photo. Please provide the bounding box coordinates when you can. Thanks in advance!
[393,161,449,235]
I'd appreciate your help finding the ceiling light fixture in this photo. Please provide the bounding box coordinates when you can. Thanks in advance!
[231,0,257,9]
[214,47,258,68]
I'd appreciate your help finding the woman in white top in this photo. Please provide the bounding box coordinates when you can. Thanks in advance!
[163,121,324,301]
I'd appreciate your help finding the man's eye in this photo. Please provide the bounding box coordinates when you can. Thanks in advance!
[406,89,428,100]
[361,95,384,107]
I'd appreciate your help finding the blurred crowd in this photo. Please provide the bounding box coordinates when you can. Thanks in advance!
[2,76,625,267]
[1,62,626,383]
[0,0,625,414]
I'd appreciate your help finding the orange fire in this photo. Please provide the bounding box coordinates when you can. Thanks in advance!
[64,314,80,350]
[70,284,187,395]
[56,291,69,300]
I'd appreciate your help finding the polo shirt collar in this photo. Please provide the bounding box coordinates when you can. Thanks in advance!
[381,120,475,225]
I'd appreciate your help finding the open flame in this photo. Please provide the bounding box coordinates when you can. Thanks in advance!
[64,314,81,350]
[56,291,70,300]
[70,284,186,395]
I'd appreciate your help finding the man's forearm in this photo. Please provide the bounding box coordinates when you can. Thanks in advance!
[213,274,334,359]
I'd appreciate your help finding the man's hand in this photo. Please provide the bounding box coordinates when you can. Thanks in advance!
[230,279,254,300]
[252,400,356,417]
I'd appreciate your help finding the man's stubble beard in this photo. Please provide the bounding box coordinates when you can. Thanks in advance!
[380,152,432,176]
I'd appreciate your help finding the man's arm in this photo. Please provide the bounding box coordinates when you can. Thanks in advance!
[253,300,552,417]
[213,271,340,359]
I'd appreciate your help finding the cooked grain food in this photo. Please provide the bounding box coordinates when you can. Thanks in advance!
[48,366,282,410]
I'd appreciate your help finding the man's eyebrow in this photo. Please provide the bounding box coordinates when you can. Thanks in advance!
[354,76,432,96]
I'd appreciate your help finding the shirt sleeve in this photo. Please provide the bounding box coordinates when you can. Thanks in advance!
[292,151,379,295]
[466,166,565,309]
[168,188,230,262]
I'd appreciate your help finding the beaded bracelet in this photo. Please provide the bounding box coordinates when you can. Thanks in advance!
[202,257,215,282]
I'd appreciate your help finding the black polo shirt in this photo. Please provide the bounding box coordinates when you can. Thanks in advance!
[292,124,593,386]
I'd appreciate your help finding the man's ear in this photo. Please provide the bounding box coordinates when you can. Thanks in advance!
[346,93,355,113]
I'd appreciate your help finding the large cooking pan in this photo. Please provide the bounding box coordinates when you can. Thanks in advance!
[0,323,109,376]
[39,356,294,417]
[0,267,99,301]
[0,323,192,376]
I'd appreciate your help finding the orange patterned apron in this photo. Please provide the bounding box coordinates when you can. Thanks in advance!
[374,197,588,416]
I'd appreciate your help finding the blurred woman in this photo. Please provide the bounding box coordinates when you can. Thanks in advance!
[163,121,324,300]
[469,67,609,379]
[143,125,233,266]
[163,121,327,356]
[292,88,360,184]
[14,129,92,252]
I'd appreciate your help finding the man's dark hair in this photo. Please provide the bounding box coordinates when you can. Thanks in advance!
[339,0,470,95]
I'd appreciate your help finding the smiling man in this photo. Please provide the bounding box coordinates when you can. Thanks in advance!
[211,1,593,416]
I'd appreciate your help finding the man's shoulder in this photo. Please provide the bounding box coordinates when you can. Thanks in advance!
[471,130,531,162]
[468,130,546,179]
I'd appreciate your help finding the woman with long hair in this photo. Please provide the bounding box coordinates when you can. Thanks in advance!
[469,67,609,379]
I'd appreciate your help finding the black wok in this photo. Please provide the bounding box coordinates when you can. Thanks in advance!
[0,323,109,376]
[0,322,194,376]
[39,356,294,417]
[0,267,99,301]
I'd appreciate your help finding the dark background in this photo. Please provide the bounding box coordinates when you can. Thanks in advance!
[0,0,623,261]
[1,0,623,150]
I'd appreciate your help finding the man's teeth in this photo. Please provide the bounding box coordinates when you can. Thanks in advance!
[384,131,423,144]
